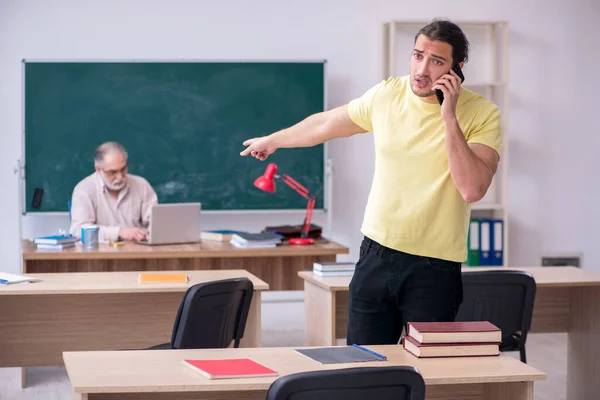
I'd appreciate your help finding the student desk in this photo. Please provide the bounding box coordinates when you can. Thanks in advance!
[21,238,348,291]
[298,266,600,400]
[63,345,546,400]
[0,269,268,388]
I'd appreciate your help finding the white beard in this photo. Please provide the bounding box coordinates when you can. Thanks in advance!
[101,172,127,191]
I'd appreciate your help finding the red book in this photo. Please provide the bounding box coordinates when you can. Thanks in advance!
[407,321,501,344]
[183,358,278,379]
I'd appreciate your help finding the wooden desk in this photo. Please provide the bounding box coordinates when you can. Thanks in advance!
[22,238,348,291]
[299,266,600,400]
[64,345,546,400]
[0,270,268,388]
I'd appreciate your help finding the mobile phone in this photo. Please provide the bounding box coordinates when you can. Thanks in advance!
[435,64,465,105]
[32,187,44,209]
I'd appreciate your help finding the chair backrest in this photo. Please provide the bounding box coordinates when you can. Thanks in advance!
[265,366,426,400]
[455,270,536,343]
[169,277,254,349]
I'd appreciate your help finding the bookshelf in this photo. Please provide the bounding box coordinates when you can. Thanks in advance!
[381,19,509,266]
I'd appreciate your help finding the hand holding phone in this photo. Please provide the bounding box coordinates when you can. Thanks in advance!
[435,64,465,105]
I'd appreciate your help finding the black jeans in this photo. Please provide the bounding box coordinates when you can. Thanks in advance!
[347,236,463,345]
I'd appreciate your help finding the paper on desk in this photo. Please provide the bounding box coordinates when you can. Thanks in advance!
[0,272,42,285]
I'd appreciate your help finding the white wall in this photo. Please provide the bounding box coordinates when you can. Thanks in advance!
[1,0,599,274]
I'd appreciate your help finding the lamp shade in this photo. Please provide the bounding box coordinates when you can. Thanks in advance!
[254,163,278,193]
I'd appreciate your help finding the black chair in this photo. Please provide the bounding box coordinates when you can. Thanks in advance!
[147,277,254,350]
[265,366,426,400]
[455,270,536,363]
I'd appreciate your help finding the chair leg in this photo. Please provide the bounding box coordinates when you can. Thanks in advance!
[520,345,527,364]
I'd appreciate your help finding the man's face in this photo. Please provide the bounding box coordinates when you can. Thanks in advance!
[96,152,128,191]
[410,34,456,100]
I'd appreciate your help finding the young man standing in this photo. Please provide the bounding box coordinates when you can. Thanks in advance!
[240,19,501,345]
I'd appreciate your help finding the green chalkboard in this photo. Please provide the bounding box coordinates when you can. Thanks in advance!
[23,61,325,212]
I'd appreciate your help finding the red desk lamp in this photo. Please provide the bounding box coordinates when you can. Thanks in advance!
[254,163,316,245]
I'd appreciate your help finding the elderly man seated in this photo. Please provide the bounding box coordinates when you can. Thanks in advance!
[69,141,158,242]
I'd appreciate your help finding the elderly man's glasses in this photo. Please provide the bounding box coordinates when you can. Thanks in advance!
[102,165,128,178]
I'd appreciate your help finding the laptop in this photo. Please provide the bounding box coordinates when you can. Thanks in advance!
[138,202,201,245]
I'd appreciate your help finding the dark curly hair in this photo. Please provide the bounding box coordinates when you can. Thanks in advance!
[415,18,470,65]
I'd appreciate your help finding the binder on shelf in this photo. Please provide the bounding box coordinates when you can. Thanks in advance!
[491,219,504,266]
[479,219,492,265]
[466,219,480,266]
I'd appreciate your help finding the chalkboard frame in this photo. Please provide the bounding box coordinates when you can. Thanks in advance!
[20,58,330,215]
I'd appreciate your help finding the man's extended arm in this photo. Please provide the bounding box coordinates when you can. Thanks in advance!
[240,105,367,160]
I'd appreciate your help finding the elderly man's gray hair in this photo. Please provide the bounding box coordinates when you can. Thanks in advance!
[94,142,128,168]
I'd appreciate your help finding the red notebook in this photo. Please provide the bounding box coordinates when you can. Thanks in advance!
[407,321,501,344]
[183,358,278,379]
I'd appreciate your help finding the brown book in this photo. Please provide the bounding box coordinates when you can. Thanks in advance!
[402,336,500,358]
[407,321,501,344]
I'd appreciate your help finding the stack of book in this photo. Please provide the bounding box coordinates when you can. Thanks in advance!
[312,261,355,277]
[402,321,502,358]
[33,234,79,250]
[200,230,247,242]
[264,224,322,241]
[230,232,282,248]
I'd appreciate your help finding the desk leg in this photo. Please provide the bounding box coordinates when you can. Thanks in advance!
[567,286,600,400]
[240,292,261,347]
[426,382,533,400]
[21,367,26,388]
[484,381,533,400]
[304,281,335,346]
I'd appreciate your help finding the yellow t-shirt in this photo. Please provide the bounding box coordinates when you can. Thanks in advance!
[347,75,502,262]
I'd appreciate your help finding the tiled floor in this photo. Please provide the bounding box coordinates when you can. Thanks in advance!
[0,331,566,400]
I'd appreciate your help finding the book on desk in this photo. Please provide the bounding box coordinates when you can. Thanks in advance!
[0,272,42,285]
[264,224,322,241]
[138,273,189,284]
[200,230,247,242]
[402,321,502,358]
[230,232,282,249]
[312,261,355,277]
[183,358,278,379]
[294,345,387,364]
[33,234,78,250]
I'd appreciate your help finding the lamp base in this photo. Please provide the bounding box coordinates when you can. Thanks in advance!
[289,237,315,245]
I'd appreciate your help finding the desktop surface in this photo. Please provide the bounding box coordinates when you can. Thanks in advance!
[22,238,348,260]
[0,269,269,295]
[63,345,546,394]
[298,266,600,291]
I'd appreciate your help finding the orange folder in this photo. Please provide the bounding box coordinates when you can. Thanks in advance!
[138,273,189,284]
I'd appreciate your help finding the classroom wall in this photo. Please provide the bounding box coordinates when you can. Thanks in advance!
[1,0,598,274]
